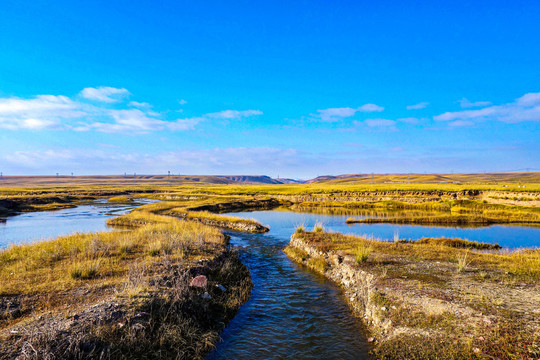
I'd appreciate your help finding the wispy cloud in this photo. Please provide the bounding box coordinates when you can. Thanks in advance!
[128,101,152,109]
[448,120,474,127]
[406,102,429,110]
[435,92,540,123]
[79,86,130,103]
[397,117,421,124]
[3,146,301,174]
[0,88,262,133]
[206,110,263,119]
[364,118,396,127]
[459,98,492,108]
[0,95,83,130]
[313,103,384,122]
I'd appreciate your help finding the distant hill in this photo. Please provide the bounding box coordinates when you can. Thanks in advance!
[274,178,305,184]
[2,172,539,187]
[219,175,282,184]
[307,172,540,184]
[0,174,290,187]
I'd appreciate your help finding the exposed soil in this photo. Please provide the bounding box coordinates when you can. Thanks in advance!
[0,251,252,360]
[286,233,540,359]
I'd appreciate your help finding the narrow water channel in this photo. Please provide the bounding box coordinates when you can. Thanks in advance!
[205,230,369,359]
[206,208,540,359]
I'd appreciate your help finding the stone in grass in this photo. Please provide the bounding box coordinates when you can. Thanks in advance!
[190,275,208,288]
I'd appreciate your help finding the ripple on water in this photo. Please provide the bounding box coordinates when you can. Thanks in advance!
[205,233,369,360]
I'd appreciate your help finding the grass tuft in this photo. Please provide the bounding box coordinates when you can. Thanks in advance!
[355,245,372,264]
[70,260,101,279]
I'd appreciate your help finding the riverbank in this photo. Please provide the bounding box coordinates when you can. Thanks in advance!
[106,198,281,233]
[3,182,540,227]
[0,212,253,359]
[285,230,540,359]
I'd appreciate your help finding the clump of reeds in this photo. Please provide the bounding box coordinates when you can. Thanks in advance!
[355,245,372,264]
[70,259,102,279]
[313,221,324,233]
[456,251,470,272]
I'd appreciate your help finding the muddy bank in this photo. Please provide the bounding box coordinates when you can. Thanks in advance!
[285,232,540,359]
[188,198,285,213]
[275,190,482,205]
[0,190,159,218]
[0,251,252,360]
[186,215,270,233]
[346,215,540,225]
[274,189,540,207]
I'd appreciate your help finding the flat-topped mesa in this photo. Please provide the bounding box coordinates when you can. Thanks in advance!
[285,231,539,359]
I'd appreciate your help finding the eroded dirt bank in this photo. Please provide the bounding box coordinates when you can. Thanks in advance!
[1,250,252,360]
[273,189,540,207]
[285,232,540,359]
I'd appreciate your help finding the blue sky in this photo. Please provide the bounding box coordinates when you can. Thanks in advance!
[0,0,539,178]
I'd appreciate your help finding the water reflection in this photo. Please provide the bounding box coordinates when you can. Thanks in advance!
[0,199,154,248]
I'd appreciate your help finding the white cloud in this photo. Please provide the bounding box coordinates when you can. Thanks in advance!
[397,117,420,124]
[129,101,152,109]
[0,95,83,130]
[313,104,384,121]
[435,92,540,123]
[79,86,130,103]
[459,98,492,108]
[406,102,429,110]
[517,92,540,106]
[178,99,188,105]
[358,103,384,112]
[3,146,301,174]
[448,120,474,127]
[364,118,396,127]
[76,109,167,133]
[0,88,262,133]
[206,110,263,119]
[168,117,202,131]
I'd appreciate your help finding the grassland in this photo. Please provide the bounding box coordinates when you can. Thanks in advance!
[285,230,540,359]
[1,176,539,358]
[0,209,253,359]
[2,176,540,231]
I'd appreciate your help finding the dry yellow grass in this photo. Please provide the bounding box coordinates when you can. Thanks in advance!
[294,231,540,281]
[0,215,224,295]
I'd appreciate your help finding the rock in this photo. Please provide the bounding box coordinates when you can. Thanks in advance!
[381,306,388,311]
[367,337,375,342]
[201,292,212,300]
[190,275,208,288]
